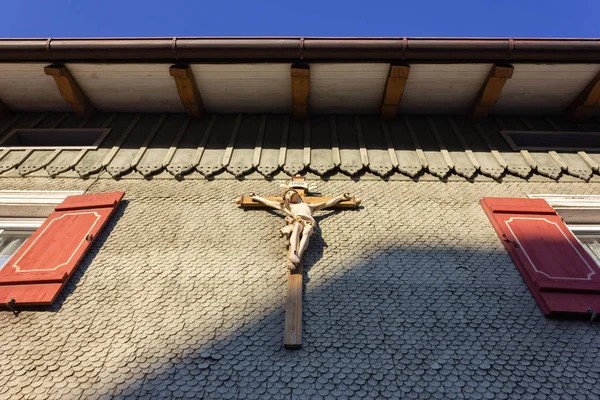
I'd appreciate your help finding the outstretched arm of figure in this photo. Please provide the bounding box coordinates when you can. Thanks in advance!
[249,193,284,211]
[310,193,352,211]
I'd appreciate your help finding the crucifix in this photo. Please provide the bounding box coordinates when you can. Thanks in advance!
[235,175,361,349]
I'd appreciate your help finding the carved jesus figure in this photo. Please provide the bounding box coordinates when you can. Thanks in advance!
[249,189,352,269]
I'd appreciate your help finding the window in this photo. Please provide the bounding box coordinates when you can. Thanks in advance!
[0,229,37,270]
[529,194,600,267]
[481,196,600,317]
[500,130,600,152]
[0,216,47,270]
[0,191,125,307]
[0,128,110,150]
[576,232,600,266]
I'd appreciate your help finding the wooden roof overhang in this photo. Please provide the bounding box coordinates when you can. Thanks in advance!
[0,37,598,122]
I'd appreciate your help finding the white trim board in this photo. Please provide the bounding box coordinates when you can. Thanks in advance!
[0,191,84,205]
[527,194,600,209]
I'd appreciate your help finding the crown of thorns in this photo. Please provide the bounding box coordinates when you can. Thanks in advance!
[281,188,301,199]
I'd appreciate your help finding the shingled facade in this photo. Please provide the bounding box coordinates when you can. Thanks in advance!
[1,37,600,399]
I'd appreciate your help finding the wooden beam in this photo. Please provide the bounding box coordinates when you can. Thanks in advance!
[44,64,94,118]
[169,65,205,119]
[284,261,303,349]
[567,71,600,121]
[291,64,310,119]
[381,64,410,119]
[470,64,514,119]
[235,195,360,209]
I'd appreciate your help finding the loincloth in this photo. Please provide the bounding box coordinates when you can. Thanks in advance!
[285,215,316,227]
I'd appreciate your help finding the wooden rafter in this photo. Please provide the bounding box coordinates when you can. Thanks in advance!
[169,65,205,119]
[291,64,310,119]
[44,64,94,118]
[381,64,410,119]
[470,64,514,119]
[567,71,600,121]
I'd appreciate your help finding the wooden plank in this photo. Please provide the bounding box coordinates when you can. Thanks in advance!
[470,64,514,119]
[75,114,141,177]
[380,64,410,119]
[166,117,214,177]
[235,195,360,209]
[361,117,394,177]
[336,116,364,176]
[196,115,236,177]
[169,65,205,119]
[282,118,306,176]
[567,70,600,121]
[308,117,335,176]
[284,262,303,349]
[56,191,124,211]
[136,115,188,177]
[0,282,64,306]
[291,64,310,119]
[104,114,160,178]
[226,115,260,177]
[257,115,284,177]
[44,64,94,117]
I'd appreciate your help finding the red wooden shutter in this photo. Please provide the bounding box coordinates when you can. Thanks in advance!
[0,192,124,306]
[481,197,600,316]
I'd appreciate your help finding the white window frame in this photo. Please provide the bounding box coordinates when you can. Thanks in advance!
[0,190,84,205]
[527,194,600,209]
[0,191,84,226]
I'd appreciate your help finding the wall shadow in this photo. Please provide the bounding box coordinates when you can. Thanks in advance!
[98,242,600,400]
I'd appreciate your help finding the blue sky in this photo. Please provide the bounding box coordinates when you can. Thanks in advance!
[2,0,599,38]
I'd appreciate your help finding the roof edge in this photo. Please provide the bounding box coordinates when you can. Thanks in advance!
[0,37,600,63]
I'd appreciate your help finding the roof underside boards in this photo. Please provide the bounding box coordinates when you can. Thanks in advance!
[190,64,292,113]
[309,63,389,114]
[1,112,600,181]
[0,62,599,116]
[400,64,491,114]
[66,64,184,113]
[0,63,70,112]
[494,64,600,115]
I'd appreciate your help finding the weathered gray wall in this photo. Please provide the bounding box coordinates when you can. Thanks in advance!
[1,177,600,399]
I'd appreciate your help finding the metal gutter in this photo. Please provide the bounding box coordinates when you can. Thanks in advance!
[0,37,599,62]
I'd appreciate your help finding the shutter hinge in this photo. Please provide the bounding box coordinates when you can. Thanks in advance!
[589,307,597,324]
[6,298,17,316]
[85,234,94,242]
[502,234,519,248]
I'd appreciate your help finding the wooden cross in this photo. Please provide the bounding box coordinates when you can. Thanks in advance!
[235,175,360,349]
